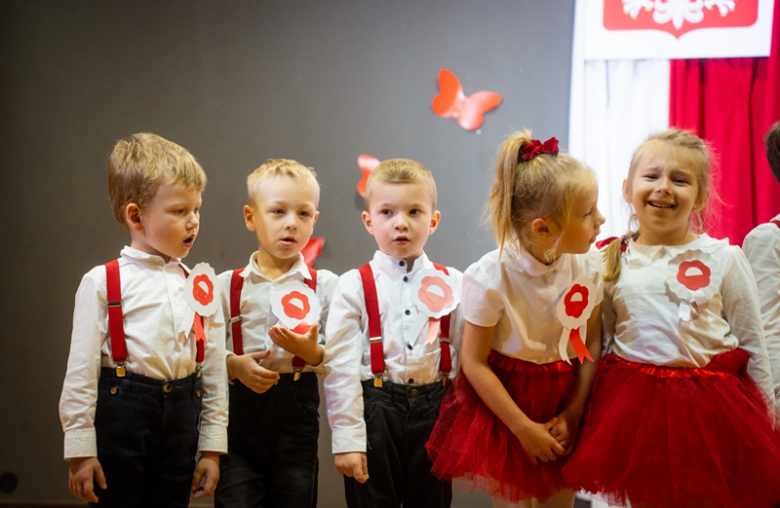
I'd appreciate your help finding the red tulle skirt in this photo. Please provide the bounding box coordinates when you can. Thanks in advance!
[426,350,576,503]
[564,350,780,508]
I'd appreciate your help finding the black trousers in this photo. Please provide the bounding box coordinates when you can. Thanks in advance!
[90,367,202,508]
[215,372,320,508]
[344,379,452,508]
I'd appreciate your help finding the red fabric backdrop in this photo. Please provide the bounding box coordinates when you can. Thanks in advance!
[670,0,780,245]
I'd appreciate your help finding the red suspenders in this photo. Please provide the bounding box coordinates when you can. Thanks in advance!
[358,262,453,388]
[229,267,317,380]
[104,259,203,377]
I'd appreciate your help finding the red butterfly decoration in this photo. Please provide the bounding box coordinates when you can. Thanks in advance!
[301,237,325,267]
[357,154,380,197]
[432,69,502,131]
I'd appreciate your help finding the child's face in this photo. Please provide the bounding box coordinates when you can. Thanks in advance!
[244,175,319,264]
[362,182,440,265]
[558,185,604,255]
[131,182,201,261]
[624,151,701,243]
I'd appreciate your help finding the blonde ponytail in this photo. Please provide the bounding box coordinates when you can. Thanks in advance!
[489,131,532,257]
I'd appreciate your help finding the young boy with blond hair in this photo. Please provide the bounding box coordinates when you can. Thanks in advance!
[215,158,338,508]
[324,158,463,508]
[59,133,228,507]
[743,120,780,411]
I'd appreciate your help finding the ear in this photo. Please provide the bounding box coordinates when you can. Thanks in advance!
[125,203,143,231]
[244,205,256,231]
[428,210,441,235]
[530,218,551,237]
[312,210,320,229]
[361,211,374,236]
[693,189,709,213]
[621,179,632,204]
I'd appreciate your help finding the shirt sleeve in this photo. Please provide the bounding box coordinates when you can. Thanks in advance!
[721,247,774,399]
[743,228,780,407]
[581,246,605,306]
[323,270,368,454]
[59,269,105,459]
[462,259,505,327]
[446,267,465,378]
[197,301,229,454]
[317,269,340,346]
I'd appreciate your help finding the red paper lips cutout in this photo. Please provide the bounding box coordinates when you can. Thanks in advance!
[676,260,712,291]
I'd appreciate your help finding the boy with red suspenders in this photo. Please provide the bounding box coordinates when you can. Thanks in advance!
[324,159,463,508]
[743,121,780,411]
[214,159,337,508]
[59,133,228,506]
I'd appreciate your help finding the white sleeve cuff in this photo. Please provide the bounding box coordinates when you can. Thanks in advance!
[331,428,367,454]
[64,428,97,459]
[198,424,228,454]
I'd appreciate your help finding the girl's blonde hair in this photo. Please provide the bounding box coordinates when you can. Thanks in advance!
[489,130,596,259]
[603,128,713,281]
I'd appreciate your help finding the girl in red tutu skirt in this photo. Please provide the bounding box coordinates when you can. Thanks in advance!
[426,130,606,507]
[563,129,780,508]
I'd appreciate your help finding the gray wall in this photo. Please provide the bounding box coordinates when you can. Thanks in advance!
[0,1,575,506]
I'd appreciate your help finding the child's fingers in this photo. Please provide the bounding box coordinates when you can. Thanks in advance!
[550,438,566,456]
[543,417,558,431]
[524,449,539,466]
[193,469,218,499]
[94,463,107,490]
[307,322,319,340]
[356,455,370,483]
[249,350,271,362]
[191,465,205,492]
[83,478,99,503]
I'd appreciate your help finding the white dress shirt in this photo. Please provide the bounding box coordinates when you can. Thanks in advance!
[463,245,603,364]
[59,247,228,459]
[743,214,780,407]
[218,252,338,375]
[603,234,774,398]
[323,251,464,454]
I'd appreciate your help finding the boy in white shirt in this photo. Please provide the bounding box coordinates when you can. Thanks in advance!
[214,159,338,508]
[59,133,228,506]
[324,159,463,508]
[743,120,780,410]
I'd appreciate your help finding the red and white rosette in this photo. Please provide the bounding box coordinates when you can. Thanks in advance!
[556,275,597,364]
[182,263,220,346]
[410,268,460,345]
[666,250,722,321]
[270,280,322,334]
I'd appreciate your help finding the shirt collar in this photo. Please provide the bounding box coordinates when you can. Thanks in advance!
[503,244,561,277]
[372,250,431,280]
[625,233,726,267]
[120,246,182,268]
[241,252,311,283]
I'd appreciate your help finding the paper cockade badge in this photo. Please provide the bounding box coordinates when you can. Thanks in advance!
[666,250,722,321]
[410,268,460,345]
[556,275,597,364]
[184,263,220,317]
[270,280,322,334]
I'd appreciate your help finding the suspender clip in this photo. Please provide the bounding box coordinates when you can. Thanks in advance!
[441,374,450,387]
[115,362,126,377]
[369,337,382,344]
[107,301,122,308]
[293,366,303,381]
[229,315,242,324]
[373,374,383,388]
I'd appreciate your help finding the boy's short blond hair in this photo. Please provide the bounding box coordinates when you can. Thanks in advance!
[108,133,206,228]
[364,158,437,210]
[247,158,319,206]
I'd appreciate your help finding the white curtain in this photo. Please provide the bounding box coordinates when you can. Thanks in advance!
[569,0,671,239]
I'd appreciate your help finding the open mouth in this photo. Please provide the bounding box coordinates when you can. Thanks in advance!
[280,237,296,246]
[393,236,410,244]
[183,236,195,247]
[648,201,675,210]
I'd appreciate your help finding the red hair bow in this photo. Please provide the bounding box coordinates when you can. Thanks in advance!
[521,137,560,161]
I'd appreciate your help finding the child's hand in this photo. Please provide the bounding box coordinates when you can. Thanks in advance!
[514,417,567,465]
[228,351,280,393]
[334,452,369,483]
[269,323,323,366]
[550,408,584,456]
[191,452,220,499]
[68,456,106,503]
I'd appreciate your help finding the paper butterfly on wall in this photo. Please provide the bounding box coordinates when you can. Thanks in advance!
[357,154,381,197]
[301,237,325,267]
[432,69,502,131]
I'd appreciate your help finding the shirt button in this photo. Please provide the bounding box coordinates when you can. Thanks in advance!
[399,261,405,267]
[407,344,413,350]
[405,309,411,316]
[403,276,408,282]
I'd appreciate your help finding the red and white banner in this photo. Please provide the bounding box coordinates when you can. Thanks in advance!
[583,0,775,59]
